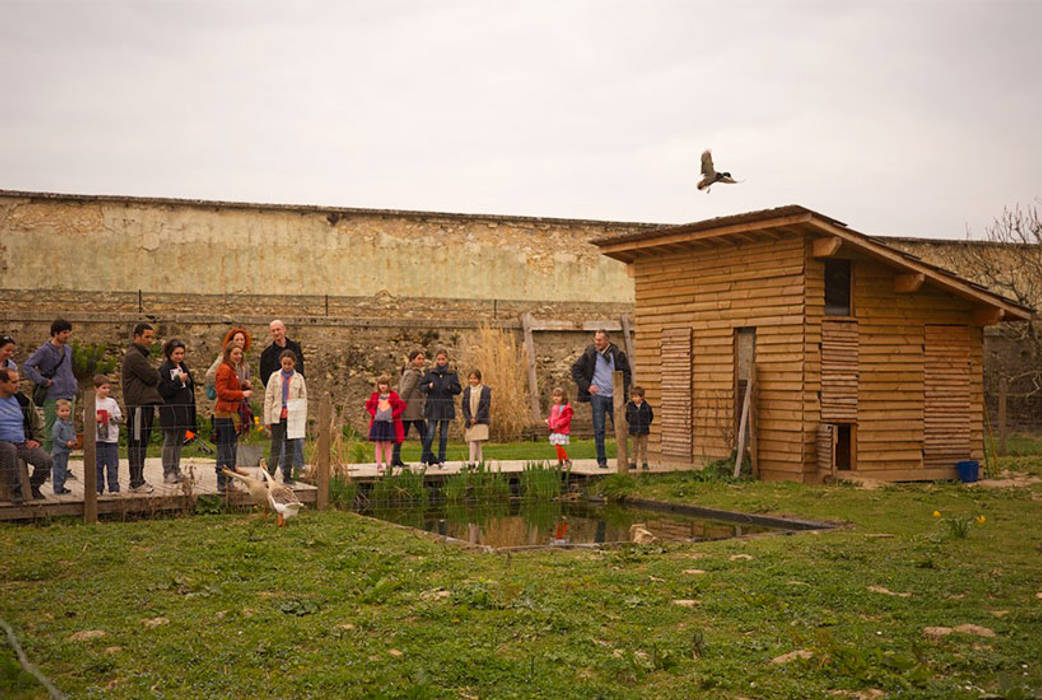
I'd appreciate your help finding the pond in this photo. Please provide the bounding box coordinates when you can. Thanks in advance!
[360,499,803,550]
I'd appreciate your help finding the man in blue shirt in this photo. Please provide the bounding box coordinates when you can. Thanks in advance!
[571,329,631,469]
[23,319,77,453]
[0,368,52,502]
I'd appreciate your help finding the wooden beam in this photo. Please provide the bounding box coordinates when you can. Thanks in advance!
[733,376,752,478]
[613,371,628,474]
[597,212,814,260]
[893,272,925,293]
[748,363,759,478]
[972,307,1005,326]
[521,313,542,422]
[316,393,331,510]
[83,389,97,524]
[807,218,1033,322]
[620,315,636,381]
[811,236,843,258]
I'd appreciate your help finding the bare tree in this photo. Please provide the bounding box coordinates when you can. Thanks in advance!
[950,202,1042,409]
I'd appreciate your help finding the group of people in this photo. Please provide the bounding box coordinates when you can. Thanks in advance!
[366,349,492,473]
[369,328,653,473]
[0,323,655,502]
[0,319,308,501]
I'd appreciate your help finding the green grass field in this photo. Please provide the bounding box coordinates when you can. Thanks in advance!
[2,449,1041,698]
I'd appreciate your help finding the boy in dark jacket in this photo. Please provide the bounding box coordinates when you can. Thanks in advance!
[624,386,653,470]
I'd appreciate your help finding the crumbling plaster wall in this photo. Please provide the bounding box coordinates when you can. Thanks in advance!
[0,192,646,302]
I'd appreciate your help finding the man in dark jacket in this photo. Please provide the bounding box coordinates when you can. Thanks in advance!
[122,323,163,493]
[571,329,631,469]
[0,368,51,501]
[259,320,305,470]
[259,320,305,387]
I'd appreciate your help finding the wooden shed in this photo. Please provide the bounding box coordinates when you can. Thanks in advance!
[592,206,1034,482]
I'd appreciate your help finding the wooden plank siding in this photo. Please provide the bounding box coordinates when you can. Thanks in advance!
[659,328,693,460]
[632,234,806,478]
[805,249,985,480]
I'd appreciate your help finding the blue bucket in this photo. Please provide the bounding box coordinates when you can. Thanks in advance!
[955,460,979,483]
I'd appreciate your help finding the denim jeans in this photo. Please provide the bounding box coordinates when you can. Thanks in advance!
[95,441,120,493]
[215,417,237,489]
[590,393,615,466]
[392,420,427,465]
[278,438,305,470]
[424,420,450,464]
[52,451,70,492]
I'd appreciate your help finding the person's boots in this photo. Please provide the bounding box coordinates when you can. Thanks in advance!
[282,467,294,485]
[216,468,227,493]
[391,442,407,468]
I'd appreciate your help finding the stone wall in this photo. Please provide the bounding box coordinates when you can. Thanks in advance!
[0,293,625,439]
[0,190,652,303]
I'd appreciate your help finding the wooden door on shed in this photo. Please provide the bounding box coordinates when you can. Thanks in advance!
[923,324,971,468]
[660,327,693,461]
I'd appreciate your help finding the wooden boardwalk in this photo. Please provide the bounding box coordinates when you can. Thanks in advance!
[0,456,668,521]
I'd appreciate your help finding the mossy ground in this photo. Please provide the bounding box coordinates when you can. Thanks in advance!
[2,440,1041,699]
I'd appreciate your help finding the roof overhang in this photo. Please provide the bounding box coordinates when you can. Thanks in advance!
[591,205,1035,324]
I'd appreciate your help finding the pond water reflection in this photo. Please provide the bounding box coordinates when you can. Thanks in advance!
[362,501,775,549]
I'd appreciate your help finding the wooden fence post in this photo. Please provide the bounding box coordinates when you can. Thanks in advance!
[998,377,1008,456]
[613,371,628,473]
[316,393,331,510]
[83,389,97,525]
[748,363,759,478]
[521,313,542,422]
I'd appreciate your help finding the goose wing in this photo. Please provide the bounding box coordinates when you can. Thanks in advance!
[700,150,716,178]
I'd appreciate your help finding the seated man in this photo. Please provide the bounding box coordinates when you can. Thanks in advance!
[0,368,51,502]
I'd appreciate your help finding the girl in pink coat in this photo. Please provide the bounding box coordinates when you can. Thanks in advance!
[545,387,573,467]
[365,375,406,474]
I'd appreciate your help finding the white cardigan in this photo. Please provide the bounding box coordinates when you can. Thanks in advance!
[263,370,308,425]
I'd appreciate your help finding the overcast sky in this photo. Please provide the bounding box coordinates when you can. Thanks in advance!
[2,1,1040,239]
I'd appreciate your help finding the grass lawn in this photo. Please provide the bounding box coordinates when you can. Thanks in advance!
[2,455,1042,698]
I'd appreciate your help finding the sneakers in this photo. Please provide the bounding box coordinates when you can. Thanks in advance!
[54,487,72,495]
[30,485,45,500]
[129,482,154,494]
[163,472,183,484]
[597,462,609,470]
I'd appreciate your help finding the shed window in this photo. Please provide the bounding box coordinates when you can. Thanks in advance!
[825,259,852,316]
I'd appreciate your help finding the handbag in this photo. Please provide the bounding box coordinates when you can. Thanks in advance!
[32,346,67,406]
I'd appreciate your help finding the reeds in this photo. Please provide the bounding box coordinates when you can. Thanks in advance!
[519,461,563,500]
[461,323,532,441]
[370,467,429,506]
[441,462,510,504]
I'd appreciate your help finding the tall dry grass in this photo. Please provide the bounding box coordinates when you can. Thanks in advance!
[461,324,533,442]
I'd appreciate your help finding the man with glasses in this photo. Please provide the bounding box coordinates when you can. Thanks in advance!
[0,368,51,502]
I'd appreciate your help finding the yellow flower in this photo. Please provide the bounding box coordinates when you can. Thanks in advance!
[932,511,941,518]
[976,515,986,524]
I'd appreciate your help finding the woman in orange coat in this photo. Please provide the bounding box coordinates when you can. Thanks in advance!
[215,344,252,492]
